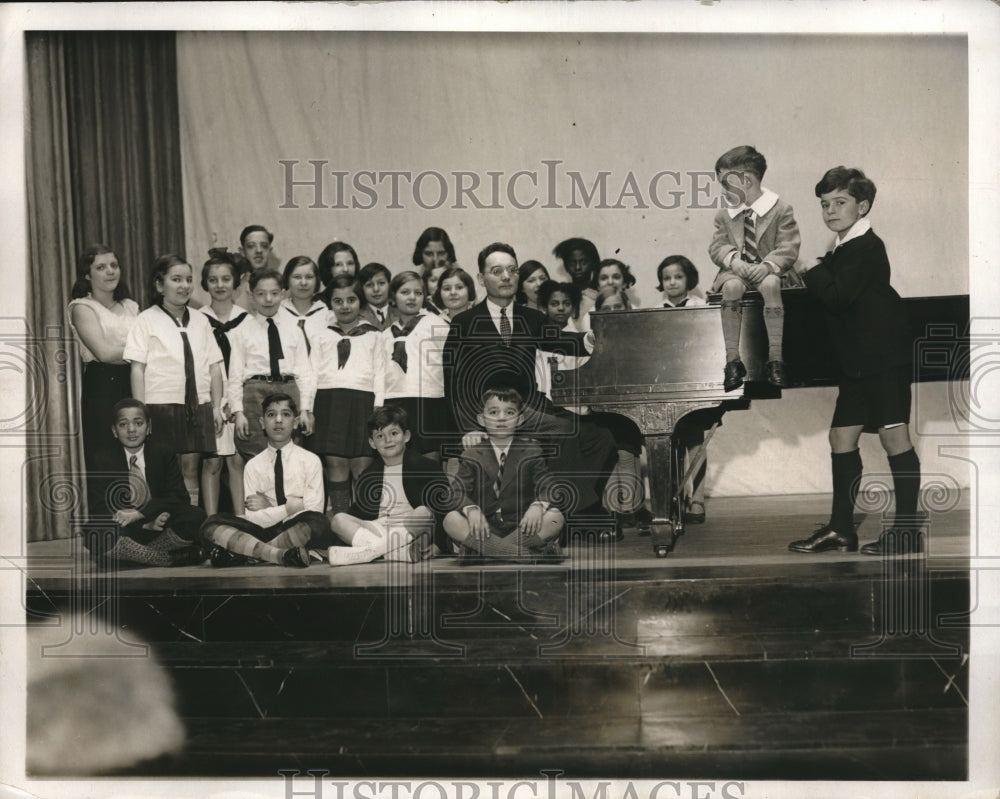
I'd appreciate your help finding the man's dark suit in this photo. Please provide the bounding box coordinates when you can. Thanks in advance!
[85,439,205,553]
[443,300,617,516]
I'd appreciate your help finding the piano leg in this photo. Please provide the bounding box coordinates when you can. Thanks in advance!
[644,433,682,557]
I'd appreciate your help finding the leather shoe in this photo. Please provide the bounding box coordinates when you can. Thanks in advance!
[723,359,747,392]
[860,528,923,556]
[282,546,311,568]
[788,524,858,553]
[766,360,789,388]
[168,545,207,567]
[209,545,253,568]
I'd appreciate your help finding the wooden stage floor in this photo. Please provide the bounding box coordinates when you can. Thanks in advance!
[22,492,972,781]
[24,491,972,587]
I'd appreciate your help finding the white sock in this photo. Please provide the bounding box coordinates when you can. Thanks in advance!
[328,546,383,566]
[353,528,385,552]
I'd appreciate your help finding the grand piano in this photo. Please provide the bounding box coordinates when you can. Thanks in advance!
[550,289,970,556]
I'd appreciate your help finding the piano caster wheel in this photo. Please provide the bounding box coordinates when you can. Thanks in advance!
[654,545,670,558]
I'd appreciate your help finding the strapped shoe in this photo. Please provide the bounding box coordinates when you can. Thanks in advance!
[723,359,747,392]
[788,524,858,553]
[168,545,208,567]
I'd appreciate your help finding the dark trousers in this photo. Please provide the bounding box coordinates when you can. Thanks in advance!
[200,510,333,548]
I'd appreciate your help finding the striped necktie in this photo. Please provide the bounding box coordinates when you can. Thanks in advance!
[493,450,506,499]
[742,209,760,264]
[128,454,149,508]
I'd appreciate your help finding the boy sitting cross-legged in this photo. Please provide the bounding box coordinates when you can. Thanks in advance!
[444,387,565,561]
[201,392,332,568]
[328,405,452,565]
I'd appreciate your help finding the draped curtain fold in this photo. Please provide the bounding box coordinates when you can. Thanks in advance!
[25,32,184,541]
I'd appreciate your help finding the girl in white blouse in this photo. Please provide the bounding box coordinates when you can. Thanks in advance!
[67,244,139,467]
[124,254,224,505]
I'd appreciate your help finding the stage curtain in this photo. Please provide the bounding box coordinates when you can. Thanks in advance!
[24,32,185,542]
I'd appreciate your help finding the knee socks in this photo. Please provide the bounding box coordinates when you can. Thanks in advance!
[269,521,313,551]
[207,524,284,565]
[763,306,784,362]
[830,449,863,535]
[888,448,921,519]
[720,301,743,363]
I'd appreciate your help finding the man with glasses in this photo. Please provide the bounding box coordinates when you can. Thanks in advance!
[443,242,619,539]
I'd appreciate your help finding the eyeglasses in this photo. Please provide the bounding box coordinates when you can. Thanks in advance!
[487,266,518,278]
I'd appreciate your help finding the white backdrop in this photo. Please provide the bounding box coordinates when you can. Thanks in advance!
[176,31,969,496]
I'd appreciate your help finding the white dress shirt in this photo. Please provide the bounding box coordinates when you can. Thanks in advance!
[242,441,324,528]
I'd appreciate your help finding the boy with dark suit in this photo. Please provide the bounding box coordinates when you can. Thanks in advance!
[84,399,206,567]
[788,166,921,556]
[329,405,452,565]
[443,242,619,538]
[444,387,564,559]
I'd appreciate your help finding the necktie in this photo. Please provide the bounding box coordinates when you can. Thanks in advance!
[294,306,324,355]
[742,209,760,264]
[390,316,423,373]
[331,323,378,369]
[274,448,286,505]
[493,450,506,499]
[499,306,512,346]
[375,307,385,326]
[663,298,688,308]
[162,306,200,425]
[266,317,284,380]
[128,454,149,508]
[206,311,248,373]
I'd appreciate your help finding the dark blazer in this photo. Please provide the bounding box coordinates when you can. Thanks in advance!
[87,438,190,520]
[443,300,587,432]
[349,449,455,521]
[802,228,911,379]
[451,436,554,523]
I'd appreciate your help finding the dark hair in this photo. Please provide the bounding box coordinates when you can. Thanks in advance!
[239,225,273,248]
[328,273,366,307]
[261,392,298,416]
[422,262,449,293]
[482,387,524,411]
[388,270,424,305]
[281,255,320,290]
[368,404,409,433]
[515,260,549,304]
[358,262,392,286]
[814,165,877,210]
[594,287,631,311]
[111,397,149,421]
[553,238,600,284]
[655,255,699,292]
[412,227,456,269]
[148,254,191,307]
[318,241,359,287]
[432,266,477,309]
[71,244,132,302]
[249,268,283,291]
[592,258,637,291]
[714,145,767,181]
[538,280,582,319]
[200,249,243,292]
[477,242,518,273]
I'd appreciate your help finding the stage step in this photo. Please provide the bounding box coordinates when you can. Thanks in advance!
[26,559,969,780]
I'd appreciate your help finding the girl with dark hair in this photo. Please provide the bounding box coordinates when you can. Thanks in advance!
[317,241,359,303]
[515,260,549,311]
[412,226,456,272]
[280,255,330,355]
[196,250,250,515]
[67,244,139,466]
[124,254,225,505]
